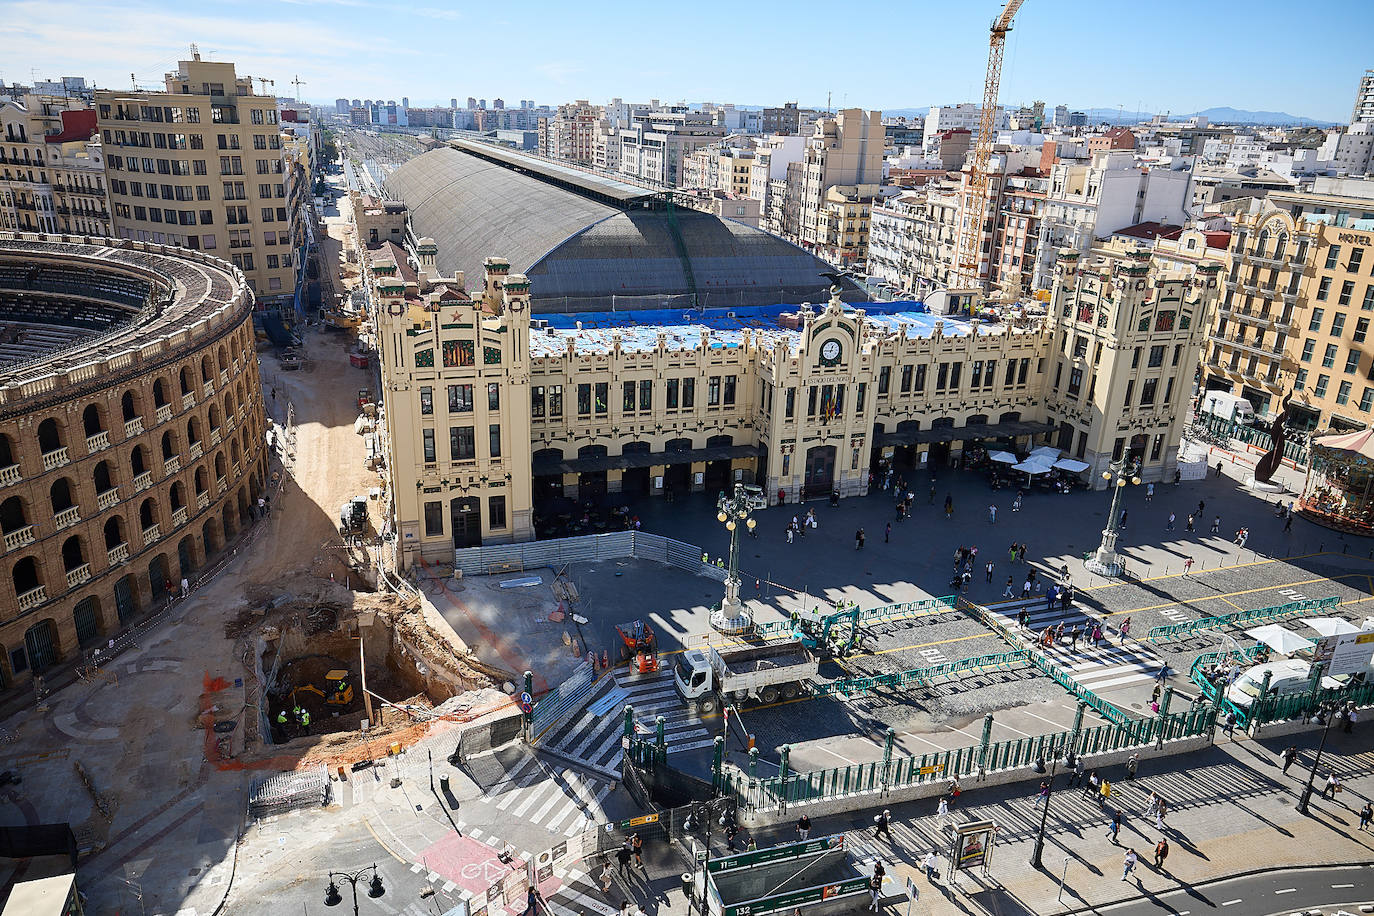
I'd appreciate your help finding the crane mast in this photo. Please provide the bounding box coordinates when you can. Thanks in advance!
[952,0,1026,298]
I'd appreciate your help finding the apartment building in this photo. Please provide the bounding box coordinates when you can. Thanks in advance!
[538,100,598,164]
[923,104,1007,154]
[618,109,725,187]
[1205,179,1374,429]
[0,95,111,236]
[814,185,877,268]
[95,55,296,305]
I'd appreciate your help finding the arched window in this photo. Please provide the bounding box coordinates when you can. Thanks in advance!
[61,535,85,572]
[169,481,185,511]
[201,356,213,382]
[0,496,28,534]
[130,445,148,476]
[152,377,169,408]
[103,516,126,549]
[208,404,221,430]
[161,431,178,460]
[82,404,105,437]
[49,478,75,514]
[194,466,208,494]
[179,366,193,395]
[93,460,115,494]
[138,498,157,530]
[11,556,42,596]
[37,418,64,454]
[187,417,201,445]
[0,433,13,469]
[121,390,141,422]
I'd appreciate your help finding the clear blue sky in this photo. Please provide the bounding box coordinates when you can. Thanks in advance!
[0,0,1369,122]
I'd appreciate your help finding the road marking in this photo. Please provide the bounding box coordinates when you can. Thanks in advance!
[1105,573,1363,616]
[1274,888,1296,894]
[362,816,410,864]
[1221,899,1242,906]
[1332,883,1355,888]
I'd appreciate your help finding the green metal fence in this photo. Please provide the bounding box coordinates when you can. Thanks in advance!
[1189,644,1374,729]
[1197,412,1309,465]
[723,704,1216,814]
[1146,596,1339,644]
[809,650,1029,699]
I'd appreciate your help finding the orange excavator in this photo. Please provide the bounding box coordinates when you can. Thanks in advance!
[615,620,659,674]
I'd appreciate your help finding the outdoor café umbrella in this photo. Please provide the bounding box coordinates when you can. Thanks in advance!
[989,450,1018,464]
[1302,617,1360,638]
[1029,446,1062,461]
[1012,456,1056,486]
[1053,457,1091,472]
[1244,623,1315,656]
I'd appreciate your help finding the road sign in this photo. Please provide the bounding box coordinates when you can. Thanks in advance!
[520,691,533,705]
[708,834,844,873]
[520,701,533,714]
[918,763,946,775]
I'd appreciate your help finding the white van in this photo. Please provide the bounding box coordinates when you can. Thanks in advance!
[1201,391,1257,425]
[1225,659,1342,708]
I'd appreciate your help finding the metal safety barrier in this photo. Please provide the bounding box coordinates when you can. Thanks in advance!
[810,650,1029,698]
[1146,596,1339,644]
[451,531,727,581]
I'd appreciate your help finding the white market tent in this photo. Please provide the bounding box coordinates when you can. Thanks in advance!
[1244,623,1316,655]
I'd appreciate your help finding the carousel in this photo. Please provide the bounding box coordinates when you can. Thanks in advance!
[1299,428,1374,534]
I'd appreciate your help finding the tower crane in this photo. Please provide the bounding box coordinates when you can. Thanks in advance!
[952,0,1026,299]
[291,75,306,101]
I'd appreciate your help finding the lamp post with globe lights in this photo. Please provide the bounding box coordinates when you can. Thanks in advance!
[1084,458,1140,578]
[324,865,385,915]
[709,483,767,634]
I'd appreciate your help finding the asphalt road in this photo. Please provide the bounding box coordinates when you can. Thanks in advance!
[1083,862,1373,916]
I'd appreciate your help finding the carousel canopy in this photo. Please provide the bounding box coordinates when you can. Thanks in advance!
[1312,428,1374,459]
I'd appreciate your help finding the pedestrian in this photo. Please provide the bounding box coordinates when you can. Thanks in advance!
[1121,848,1138,882]
[922,851,940,882]
[786,526,794,544]
[746,837,757,852]
[797,814,811,840]
[1183,557,1193,575]
[986,561,994,583]
[1017,607,1029,628]
[1120,617,1132,640]
[884,522,891,543]
[1106,809,1122,844]
[989,504,997,523]
[1099,779,1112,808]
[1125,753,1139,780]
[598,860,614,893]
[944,495,953,519]
[1119,509,1128,530]
[1198,499,1205,516]
[1284,513,1293,532]
[1004,576,1015,598]
[1012,493,1022,512]
[1155,797,1168,830]
[1083,770,1100,799]
[856,528,865,550]
[725,822,739,852]
[1212,515,1220,534]
[1167,512,1175,530]
[1185,513,1195,532]
[1146,482,1154,501]
[1068,757,1085,788]
[929,482,937,505]
[1359,802,1372,831]
[180,576,190,597]
[1091,623,1103,647]
[1281,745,1298,775]
[1033,780,1050,808]
[936,796,950,832]
[1153,838,1169,870]
[873,808,892,841]
[616,844,633,875]
[632,833,644,868]
[868,861,885,912]
[1214,461,1222,478]
[1322,773,1341,799]
[524,886,540,916]
[1223,711,1237,737]
[1021,579,1032,598]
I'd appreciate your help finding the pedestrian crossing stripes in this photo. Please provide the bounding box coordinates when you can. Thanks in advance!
[482,755,614,837]
[544,870,619,916]
[985,598,1165,693]
[539,668,713,775]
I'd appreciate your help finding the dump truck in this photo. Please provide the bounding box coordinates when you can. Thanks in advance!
[673,639,819,713]
[339,497,368,535]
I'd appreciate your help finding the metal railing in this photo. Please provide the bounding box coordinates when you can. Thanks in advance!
[1146,596,1339,644]
[810,649,1029,698]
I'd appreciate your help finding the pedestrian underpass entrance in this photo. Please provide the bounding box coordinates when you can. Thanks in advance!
[698,834,898,916]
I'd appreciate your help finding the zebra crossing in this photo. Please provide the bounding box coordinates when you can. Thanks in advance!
[538,668,714,777]
[481,754,615,838]
[542,868,619,916]
[986,597,1166,693]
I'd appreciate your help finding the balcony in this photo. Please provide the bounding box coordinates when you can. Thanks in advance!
[196,490,209,510]
[133,471,153,492]
[1208,333,1283,360]
[16,586,47,612]
[188,442,203,460]
[220,369,230,387]
[107,542,129,565]
[163,455,181,475]
[231,462,241,478]
[0,464,19,488]
[172,506,188,527]
[3,526,35,551]
[209,428,221,445]
[142,523,160,545]
[54,506,81,530]
[156,404,173,424]
[124,417,144,437]
[97,488,120,511]
[203,379,214,396]
[182,392,196,410]
[225,417,235,434]
[41,447,69,471]
[216,476,227,495]
[86,431,110,452]
[65,564,91,589]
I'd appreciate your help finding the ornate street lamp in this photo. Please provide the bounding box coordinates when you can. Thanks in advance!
[1084,458,1140,578]
[709,483,766,634]
[324,864,385,915]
